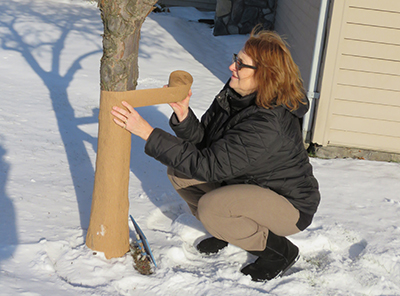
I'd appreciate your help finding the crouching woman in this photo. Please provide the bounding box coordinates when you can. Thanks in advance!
[111,28,320,282]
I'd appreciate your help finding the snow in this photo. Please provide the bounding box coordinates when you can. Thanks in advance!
[0,0,399,295]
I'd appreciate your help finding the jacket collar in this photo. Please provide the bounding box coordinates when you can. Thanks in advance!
[217,79,257,114]
[217,79,310,118]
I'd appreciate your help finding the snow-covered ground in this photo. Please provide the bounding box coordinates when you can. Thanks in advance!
[0,0,399,295]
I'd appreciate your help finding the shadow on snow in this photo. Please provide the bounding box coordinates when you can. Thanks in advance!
[0,143,17,265]
[0,0,102,236]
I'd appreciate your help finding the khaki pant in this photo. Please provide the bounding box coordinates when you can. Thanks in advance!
[167,167,300,251]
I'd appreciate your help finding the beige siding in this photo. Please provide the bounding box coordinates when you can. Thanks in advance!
[274,0,322,88]
[157,0,216,11]
[313,0,400,154]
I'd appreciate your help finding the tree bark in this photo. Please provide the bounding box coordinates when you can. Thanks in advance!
[86,0,157,259]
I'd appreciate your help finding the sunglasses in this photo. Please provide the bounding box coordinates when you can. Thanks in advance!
[232,53,257,71]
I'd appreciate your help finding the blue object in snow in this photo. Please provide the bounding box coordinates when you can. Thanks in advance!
[130,215,157,268]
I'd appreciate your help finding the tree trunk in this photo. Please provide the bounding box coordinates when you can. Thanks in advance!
[86,0,157,259]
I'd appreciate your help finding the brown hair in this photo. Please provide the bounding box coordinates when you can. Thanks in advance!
[243,27,306,110]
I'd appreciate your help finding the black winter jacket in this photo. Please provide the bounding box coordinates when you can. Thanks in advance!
[145,83,320,230]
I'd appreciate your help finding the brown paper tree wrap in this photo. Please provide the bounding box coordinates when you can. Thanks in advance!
[86,71,193,259]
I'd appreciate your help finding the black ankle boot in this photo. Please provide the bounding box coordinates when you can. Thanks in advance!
[196,237,228,255]
[241,231,299,281]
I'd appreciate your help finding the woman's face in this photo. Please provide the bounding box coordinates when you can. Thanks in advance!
[229,50,258,96]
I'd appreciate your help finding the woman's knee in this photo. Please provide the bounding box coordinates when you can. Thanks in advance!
[197,188,230,222]
[198,184,248,217]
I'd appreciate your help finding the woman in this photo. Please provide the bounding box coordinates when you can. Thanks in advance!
[111,29,320,282]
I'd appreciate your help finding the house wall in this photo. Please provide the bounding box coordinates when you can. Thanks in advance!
[274,0,322,89]
[313,0,400,154]
[157,0,216,11]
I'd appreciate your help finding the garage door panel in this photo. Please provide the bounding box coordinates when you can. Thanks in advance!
[344,23,400,46]
[348,0,400,12]
[330,115,400,138]
[337,69,400,91]
[332,100,400,122]
[347,6,400,29]
[329,129,400,154]
[339,55,400,76]
[342,39,400,61]
[335,85,400,106]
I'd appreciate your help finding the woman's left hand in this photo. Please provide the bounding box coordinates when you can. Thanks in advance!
[111,101,154,141]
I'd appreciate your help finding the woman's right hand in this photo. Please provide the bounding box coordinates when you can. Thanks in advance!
[168,88,192,122]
